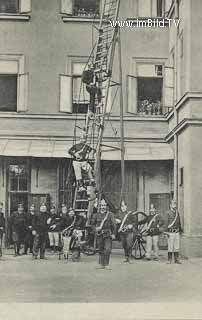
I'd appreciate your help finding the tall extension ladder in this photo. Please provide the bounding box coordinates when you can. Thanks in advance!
[73,0,121,221]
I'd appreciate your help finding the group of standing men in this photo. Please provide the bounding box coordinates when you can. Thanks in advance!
[0,197,182,267]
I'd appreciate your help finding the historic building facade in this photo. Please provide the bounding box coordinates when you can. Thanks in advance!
[0,0,198,256]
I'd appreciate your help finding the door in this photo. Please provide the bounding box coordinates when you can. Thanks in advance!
[149,193,171,249]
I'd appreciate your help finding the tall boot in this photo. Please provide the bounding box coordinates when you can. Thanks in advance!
[23,244,28,255]
[104,254,111,270]
[14,243,17,257]
[17,243,21,255]
[174,252,181,264]
[167,252,172,264]
[97,254,105,269]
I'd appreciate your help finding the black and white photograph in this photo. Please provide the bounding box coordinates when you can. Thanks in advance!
[0,0,202,319]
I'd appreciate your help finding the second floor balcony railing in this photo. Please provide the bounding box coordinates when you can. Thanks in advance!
[137,100,173,117]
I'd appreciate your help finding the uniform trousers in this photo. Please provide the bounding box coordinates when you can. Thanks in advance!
[146,235,159,258]
[63,236,71,256]
[48,232,60,248]
[167,232,180,252]
[97,234,112,266]
[12,231,24,254]
[24,231,34,253]
[120,232,133,258]
[73,161,93,181]
[33,233,47,258]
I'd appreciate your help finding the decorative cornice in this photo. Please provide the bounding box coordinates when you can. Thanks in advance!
[166,118,202,141]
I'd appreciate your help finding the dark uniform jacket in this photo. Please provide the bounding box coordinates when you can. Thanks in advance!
[56,215,74,232]
[92,210,116,236]
[10,212,26,234]
[25,213,35,232]
[69,142,93,161]
[48,214,62,232]
[141,214,164,236]
[164,209,182,232]
[32,212,49,235]
[82,69,94,85]
[118,210,137,233]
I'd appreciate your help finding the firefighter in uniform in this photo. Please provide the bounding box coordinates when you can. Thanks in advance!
[23,204,35,254]
[164,200,182,264]
[10,204,26,256]
[142,204,164,261]
[118,200,136,263]
[92,198,116,270]
[68,133,94,191]
[32,203,49,259]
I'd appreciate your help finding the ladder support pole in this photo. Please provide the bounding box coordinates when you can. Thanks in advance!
[118,28,125,202]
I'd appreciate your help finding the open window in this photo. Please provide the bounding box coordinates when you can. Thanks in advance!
[0,0,31,14]
[61,0,100,19]
[0,57,28,113]
[59,61,89,114]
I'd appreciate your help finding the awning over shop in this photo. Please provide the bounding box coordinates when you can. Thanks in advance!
[0,139,70,158]
[101,142,174,160]
[0,139,174,160]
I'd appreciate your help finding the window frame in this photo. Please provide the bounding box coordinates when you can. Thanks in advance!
[61,0,102,22]
[0,0,31,20]
[127,58,168,115]
[59,56,89,114]
[0,54,28,113]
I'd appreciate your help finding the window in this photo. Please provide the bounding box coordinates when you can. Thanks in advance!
[0,75,17,112]
[72,62,89,113]
[127,61,174,115]
[0,0,31,14]
[59,61,89,114]
[0,0,18,13]
[61,0,100,19]
[137,77,163,115]
[0,55,28,112]
[9,164,28,191]
[138,0,165,17]
[58,161,74,208]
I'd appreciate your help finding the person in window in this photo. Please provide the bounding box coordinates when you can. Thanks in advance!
[91,198,116,270]
[10,203,26,257]
[164,200,183,264]
[68,132,95,192]
[32,203,49,260]
[0,202,5,258]
[82,66,102,114]
[118,200,136,263]
[23,204,36,255]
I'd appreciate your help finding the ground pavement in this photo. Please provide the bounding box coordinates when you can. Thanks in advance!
[0,249,202,303]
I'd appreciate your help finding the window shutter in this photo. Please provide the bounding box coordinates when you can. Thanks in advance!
[17,73,29,112]
[164,66,174,109]
[59,74,72,113]
[19,0,31,13]
[61,0,73,15]
[127,75,137,114]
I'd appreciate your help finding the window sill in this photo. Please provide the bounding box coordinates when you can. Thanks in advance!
[0,14,30,21]
[61,16,101,23]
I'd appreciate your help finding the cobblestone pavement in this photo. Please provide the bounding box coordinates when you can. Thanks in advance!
[0,249,202,303]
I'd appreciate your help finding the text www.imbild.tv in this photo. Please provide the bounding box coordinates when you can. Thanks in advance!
[109,18,180,28]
